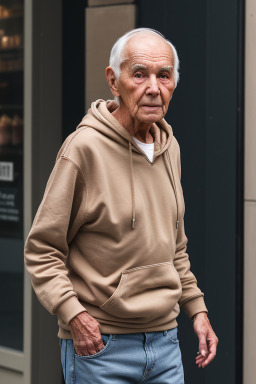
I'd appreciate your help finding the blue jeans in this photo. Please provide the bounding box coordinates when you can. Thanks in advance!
[59,328,184,383]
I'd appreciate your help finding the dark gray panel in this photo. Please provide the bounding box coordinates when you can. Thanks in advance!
[62,0,88,140]
[204,1,240,383]
[89,0,134,5]
[137,0,242,382]
[31,0,63,383]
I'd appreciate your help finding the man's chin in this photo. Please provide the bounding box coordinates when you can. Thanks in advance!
[138,114,164,124]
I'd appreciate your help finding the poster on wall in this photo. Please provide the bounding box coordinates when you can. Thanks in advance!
[0,150,23,239]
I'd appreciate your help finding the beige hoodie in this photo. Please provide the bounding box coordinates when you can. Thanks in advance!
[24,99,207,338]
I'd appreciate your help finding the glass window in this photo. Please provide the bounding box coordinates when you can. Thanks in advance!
[0,0,24,351]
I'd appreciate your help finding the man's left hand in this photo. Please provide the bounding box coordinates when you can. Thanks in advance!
[193,312,218,368]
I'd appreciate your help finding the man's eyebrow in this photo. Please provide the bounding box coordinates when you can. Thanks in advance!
[159,65,173,72]
[130,64,174,72]
[130,64,147,71]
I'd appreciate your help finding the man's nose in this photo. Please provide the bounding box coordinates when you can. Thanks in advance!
[145,76,160,96]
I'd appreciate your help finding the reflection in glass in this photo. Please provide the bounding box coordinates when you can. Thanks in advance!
[0,0,24,351]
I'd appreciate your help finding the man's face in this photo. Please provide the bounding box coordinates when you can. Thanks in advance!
[115,34,175,125]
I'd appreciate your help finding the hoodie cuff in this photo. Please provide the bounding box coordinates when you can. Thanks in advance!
[55,296,87,325]
[181,296,208,319]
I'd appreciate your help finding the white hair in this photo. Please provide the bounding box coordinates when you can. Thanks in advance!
[109,28,180,88]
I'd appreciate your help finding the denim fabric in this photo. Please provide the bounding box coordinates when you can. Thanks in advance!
[59,328,184,384]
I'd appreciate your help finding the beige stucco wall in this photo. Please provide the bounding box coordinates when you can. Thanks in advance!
[85,4,136,109]
[243,1,256,383]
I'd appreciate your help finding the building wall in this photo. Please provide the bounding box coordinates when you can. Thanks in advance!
[243,0,256,382]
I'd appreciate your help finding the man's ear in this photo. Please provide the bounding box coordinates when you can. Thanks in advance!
[106,67,120,97]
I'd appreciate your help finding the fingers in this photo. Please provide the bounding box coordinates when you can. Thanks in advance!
[69,312,106,356]
[85,340,98,356]
[195,351,215,368]
[74,340,89,356]
[193,313,219,369]
[200,350,216,367]
[195,354,207,367]
[74,336,105,356]
[198,333,208,357]
[200,340,217,367]
[195,354,205,362]
[94,338,105,353]
[195,336,218,368]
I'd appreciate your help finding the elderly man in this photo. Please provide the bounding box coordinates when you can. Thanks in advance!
[24,28,218,383]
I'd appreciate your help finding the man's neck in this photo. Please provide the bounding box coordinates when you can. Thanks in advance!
[112,107,154,144]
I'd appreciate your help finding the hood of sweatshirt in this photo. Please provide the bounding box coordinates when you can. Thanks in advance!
[77,99,173,158]
[76,99,179,230]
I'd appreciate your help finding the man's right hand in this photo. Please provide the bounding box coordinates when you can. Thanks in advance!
[69,311,105,356]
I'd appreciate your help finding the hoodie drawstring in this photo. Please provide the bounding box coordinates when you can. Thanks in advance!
[129,142,136,229]
[164,151,179,230]
[129,142,179,231]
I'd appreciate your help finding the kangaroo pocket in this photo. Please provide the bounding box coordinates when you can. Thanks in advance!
[100,261,182,322]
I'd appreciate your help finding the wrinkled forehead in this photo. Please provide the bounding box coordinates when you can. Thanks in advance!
[122,33,174,66]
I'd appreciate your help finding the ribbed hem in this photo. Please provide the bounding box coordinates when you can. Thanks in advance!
[55,296,87,325]
[181,296,208,319]
[57,318,179,339]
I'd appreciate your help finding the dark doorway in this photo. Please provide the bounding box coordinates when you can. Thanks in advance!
[136,0,244,383]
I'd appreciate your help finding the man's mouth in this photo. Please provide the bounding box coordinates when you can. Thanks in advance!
[141,105,162,110]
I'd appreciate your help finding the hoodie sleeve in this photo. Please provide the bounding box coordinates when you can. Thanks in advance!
[173,144,208,319]
[24,156,87,325]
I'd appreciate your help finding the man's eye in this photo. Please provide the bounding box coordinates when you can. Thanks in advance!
[134,73,144,78]
[159,74,169,79]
